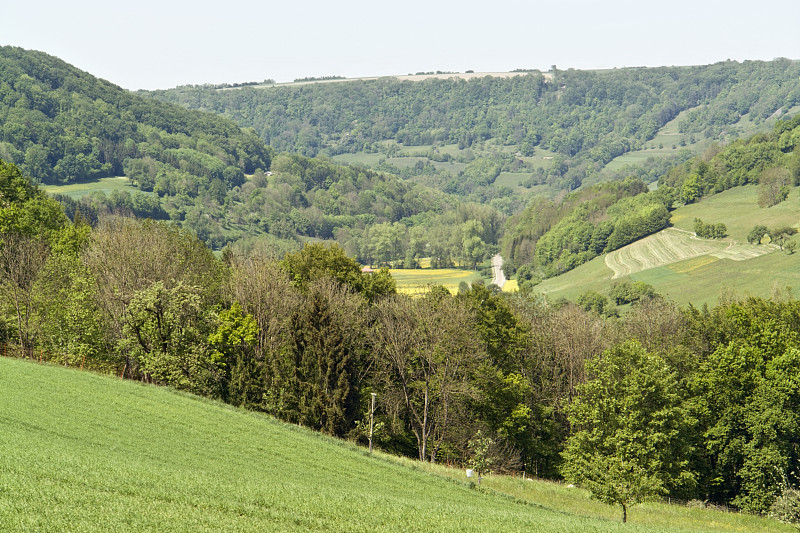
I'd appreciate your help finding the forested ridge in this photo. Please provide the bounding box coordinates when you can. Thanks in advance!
[0,46,271,188]
[145,59,800,193]
[0,48,513,259]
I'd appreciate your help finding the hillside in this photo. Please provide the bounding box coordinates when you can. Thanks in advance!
[0,356,791,532]
[0,46,271,187]
[533,185,800,307]
[0,48,509,255]
[504,112,800,288]
[145,59,800,200]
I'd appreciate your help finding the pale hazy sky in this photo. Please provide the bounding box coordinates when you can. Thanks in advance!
[5,0,800,90]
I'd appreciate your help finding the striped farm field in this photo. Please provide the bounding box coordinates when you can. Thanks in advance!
[604,228,775,279]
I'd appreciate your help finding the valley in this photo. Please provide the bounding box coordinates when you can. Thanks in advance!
[3,45,800,529]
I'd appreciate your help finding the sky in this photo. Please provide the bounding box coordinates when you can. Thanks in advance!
[4,0,800,91]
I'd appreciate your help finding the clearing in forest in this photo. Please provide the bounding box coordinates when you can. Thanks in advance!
[605,228,775,279]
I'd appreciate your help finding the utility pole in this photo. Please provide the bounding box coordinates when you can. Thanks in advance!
[369,392,376,453]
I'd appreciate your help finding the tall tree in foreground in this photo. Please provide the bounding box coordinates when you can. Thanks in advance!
[561,341,694,523]
[0,232,50,352]
[373,290,485,462]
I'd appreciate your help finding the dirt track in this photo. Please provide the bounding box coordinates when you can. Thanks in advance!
[491,254,506,289]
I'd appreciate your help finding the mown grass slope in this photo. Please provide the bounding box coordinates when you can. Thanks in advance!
[535,185,800,306]
[41,176,138,199]
[1,357,790,532]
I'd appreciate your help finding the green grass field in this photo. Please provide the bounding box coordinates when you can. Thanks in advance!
[670,185,800,240]
[41,176,136,199]
[605,109,705,171]
[0,357,792,532]
[534,185,800,307]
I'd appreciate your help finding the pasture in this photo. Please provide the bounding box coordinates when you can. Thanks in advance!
[41,176,136,199]
[670,185,800,240]
[535,184,800,306]
[0,357,792,532]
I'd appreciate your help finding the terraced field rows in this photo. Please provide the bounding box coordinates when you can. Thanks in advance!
[605,228,775,279]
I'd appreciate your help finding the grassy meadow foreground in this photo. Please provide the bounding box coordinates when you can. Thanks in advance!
[0,357,791,532]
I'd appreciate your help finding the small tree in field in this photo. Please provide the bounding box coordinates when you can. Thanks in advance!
[561,341,694,523]
[467,430,495,485]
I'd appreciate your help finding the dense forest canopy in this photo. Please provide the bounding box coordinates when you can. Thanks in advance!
[0,46,271,187]
[145,59,800,194]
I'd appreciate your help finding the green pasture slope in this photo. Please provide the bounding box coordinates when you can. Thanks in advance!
[534,185,800,307]
[41,176,138,199]
[1,357,791,532]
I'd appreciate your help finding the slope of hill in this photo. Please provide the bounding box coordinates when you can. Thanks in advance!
[0,357,791,532]
[533,185,800,307]
[145,59,800,197]
[506,112,800,287]
[0,46,271,187]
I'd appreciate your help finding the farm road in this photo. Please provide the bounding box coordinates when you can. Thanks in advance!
[491,254,506,289]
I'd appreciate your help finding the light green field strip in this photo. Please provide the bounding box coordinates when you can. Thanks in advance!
[41,176,136,199]
[605,228,775,279]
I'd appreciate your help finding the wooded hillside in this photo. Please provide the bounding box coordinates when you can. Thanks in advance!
[0,46,271,187]
[146,59,800,194]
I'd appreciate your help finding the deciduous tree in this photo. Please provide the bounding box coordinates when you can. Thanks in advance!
[561,341,694,522]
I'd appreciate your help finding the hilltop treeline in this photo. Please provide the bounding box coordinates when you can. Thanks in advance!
[0,46,271,187]
[3,158,799,516]
[146,59,800,192]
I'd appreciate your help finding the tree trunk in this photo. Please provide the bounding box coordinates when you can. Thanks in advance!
[622,503,627,523]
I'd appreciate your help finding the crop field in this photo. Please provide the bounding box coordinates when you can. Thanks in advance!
[1,356,791,532]
[537,240,800,308]
[390,267,483,294]
[41,176,136,199]
[502,279,519,292]
[535,184,800,306]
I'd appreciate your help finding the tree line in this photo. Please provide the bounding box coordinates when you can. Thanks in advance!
[3,158,800,522]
